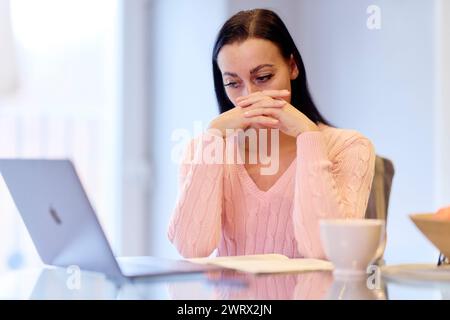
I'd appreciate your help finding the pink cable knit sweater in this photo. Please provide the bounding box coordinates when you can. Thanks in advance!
[168,124,375,259]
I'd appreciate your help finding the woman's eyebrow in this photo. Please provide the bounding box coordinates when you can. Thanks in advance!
[250,64,274,74]
[222,64,274,77]
[223,71,238,77]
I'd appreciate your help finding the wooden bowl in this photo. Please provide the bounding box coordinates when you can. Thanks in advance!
[410,213,450,258]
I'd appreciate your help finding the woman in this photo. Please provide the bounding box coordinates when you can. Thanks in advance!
[168,9,375,259]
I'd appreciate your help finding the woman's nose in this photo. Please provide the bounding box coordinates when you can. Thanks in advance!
[243,83,258,96]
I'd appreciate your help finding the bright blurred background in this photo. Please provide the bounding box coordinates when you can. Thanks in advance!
[0,0,449,275]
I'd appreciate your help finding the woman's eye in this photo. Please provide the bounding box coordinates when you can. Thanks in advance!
[224,81,239,89]
[255,74,273,83]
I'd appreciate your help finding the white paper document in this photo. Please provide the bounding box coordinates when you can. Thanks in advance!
[188,254,333,274]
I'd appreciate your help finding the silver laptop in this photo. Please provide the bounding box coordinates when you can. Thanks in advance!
[0,159,217,283]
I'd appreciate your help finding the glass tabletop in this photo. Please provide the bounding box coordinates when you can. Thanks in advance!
[1,265,449,300]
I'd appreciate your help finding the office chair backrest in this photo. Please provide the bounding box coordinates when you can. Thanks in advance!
[365,156,394,266]
[365,156,395,222]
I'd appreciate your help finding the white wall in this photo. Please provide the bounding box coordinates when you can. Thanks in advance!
[435,0,450,208]
[149,0,226,257]
[119,0,152,256]
[0,0,18,94]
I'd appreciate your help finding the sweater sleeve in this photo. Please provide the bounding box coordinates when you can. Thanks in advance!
[167,130,224,258]
[292,131,376,259]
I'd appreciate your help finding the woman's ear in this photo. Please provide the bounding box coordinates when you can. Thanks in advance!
[289,54,299,80]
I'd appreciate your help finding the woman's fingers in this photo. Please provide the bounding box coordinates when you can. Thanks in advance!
[244,115,279,127]
[243,107,281,119]
[236,94,268,107]
[238,96,286,108]
[249,98,286,109]
[236,89,290,105]
[236,89,290,101]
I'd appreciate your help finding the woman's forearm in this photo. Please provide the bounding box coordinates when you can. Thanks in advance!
[168,132,224,258]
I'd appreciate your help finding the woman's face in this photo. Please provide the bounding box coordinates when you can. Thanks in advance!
[217,38,299,106]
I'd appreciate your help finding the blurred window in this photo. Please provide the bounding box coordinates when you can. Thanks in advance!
[0,0,120,273]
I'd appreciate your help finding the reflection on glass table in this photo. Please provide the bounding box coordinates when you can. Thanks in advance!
[2,265,450,300]
[167,270,335,300]
[0,266,389,300]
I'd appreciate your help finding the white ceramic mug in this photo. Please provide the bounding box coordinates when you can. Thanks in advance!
[319,219,386,278]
